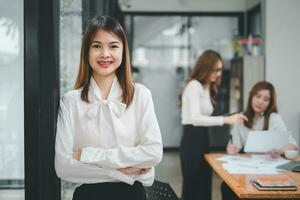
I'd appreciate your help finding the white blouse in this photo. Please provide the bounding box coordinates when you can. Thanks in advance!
[181,79,224,126]
[55,77,163,186]
[231,112,297,150]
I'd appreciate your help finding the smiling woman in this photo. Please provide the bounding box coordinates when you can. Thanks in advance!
[55,16,163,200]
[88,30,123,96]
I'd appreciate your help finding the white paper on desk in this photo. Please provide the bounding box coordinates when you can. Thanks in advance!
[218,154,290,174]
[249,154,290,168]
[222,163,279,174]
[217,155,252,162]
[250,154,270,159]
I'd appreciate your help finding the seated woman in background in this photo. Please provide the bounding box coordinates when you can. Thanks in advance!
[221,81,298,200]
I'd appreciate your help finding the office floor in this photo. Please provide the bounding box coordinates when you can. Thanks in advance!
[156,150,223,200]
[0,150,223,200]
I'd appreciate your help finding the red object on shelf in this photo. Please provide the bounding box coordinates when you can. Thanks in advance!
[240,37,262,45]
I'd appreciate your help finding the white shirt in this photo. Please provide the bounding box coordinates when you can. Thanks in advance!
[55,77,163,186]
[181,79,224,126]
[231,112,297,150]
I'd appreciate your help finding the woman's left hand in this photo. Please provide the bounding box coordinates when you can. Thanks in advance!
[73,150,81,160]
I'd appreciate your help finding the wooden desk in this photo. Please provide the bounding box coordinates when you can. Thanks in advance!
[205,153,300,199]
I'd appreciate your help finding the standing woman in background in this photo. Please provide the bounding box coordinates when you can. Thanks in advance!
[179,49,247,200]
[55,16,162,200]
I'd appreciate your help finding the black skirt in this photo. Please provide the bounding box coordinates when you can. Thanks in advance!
[180,125,212,200]
[72,181,147,200]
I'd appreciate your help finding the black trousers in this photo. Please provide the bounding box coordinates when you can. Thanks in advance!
[72,181,147,200]
[180,125,212,200]
[221,181,239,200]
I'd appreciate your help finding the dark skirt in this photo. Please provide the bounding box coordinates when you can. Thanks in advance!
[180,125,212,200]
[72,181,147,200]
[221,181,239,200]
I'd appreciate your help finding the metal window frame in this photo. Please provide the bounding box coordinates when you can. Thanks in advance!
[24,0,61,199]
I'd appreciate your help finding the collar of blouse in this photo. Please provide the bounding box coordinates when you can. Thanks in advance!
[87,76,128,145]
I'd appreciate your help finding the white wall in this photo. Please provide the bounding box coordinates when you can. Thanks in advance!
[119,0,247,12]
[265,0,300,146]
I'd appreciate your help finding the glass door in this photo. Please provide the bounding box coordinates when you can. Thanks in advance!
[128,14,240,149]
[129,15,189,148]
[0,0,24,199]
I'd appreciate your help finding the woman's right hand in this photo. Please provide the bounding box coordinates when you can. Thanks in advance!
[226,144,239,155]
[118,167,151,175]
[224,114,248,125]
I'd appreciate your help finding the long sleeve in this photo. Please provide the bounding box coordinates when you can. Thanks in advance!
[182,80,224,126]
[269,113,288,131]
[269,113,297,147]
[230,124,246,150]
[80,87,163,169]
[55,96,135,184]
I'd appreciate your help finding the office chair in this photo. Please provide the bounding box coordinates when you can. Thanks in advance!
[145,180,179,200]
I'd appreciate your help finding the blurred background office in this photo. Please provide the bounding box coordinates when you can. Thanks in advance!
[0,0,299,199]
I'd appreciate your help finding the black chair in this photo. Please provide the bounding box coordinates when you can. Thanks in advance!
[145,180,179,200]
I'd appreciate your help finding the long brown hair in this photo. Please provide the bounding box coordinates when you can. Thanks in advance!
[74,16,134,106]
[244,81,278,129]
[178,49,223,107]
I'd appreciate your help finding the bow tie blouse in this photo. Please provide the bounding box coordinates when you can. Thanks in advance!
[55,77,163,186]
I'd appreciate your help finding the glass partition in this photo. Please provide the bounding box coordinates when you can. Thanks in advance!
[0,0,24,199]
[130,16,189,148]
[129,15,239,149]
[60,0,82,199]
